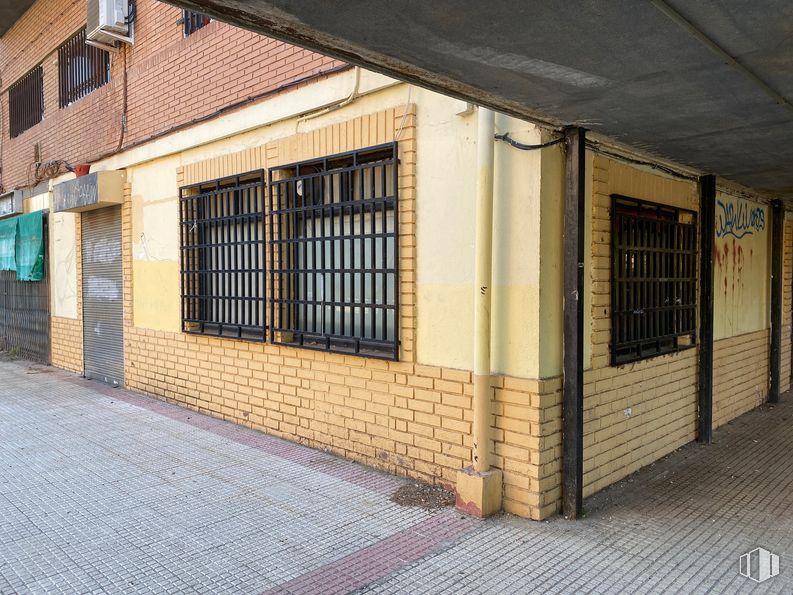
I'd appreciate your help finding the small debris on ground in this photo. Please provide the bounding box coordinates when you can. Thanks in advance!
[390,482,455,511]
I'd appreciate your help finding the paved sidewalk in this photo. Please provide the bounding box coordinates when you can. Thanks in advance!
[1,359,792,594]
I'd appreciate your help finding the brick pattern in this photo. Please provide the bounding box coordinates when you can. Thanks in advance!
[581,157,700,498]
[49,213,83,373]
[115,107,551,519]
[50,316,82,373]
[545,156,704,506]
[782,218,793,393]
[712,329,769,429]
[0,0,344,190]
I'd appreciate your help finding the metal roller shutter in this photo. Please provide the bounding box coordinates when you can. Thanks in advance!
[82,206,124,386]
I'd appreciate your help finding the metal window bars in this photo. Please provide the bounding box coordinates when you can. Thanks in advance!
[610,194,698,366]
[9,65,43,138]
[268,143,399,360]
[57,28,111,109]
[180,170,267,341]
[183,10,211,36]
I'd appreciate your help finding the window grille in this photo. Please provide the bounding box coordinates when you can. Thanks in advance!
[183,10,210,36]
[611,195,697,365]
[268,144,399,359]
[180,170,266,340]
[9,65,43,138]
[58,28,110,109]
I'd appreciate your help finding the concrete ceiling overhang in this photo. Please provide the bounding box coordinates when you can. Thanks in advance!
[167,2,793,197]
[0,0,34,36]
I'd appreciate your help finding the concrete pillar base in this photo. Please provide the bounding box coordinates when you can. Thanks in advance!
[455,466,503,518]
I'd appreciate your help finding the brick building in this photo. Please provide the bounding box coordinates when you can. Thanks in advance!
[0,0,790,520]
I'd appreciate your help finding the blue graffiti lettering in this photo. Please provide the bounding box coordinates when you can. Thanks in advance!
[715,199,765,239]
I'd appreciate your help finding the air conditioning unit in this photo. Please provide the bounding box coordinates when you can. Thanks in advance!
[86,0,132,51]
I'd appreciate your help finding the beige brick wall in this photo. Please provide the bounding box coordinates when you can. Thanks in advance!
[525,154,704,513]
[577,155,700,498]
[712,329,769,428]
[120,106,551,519]
[50,316,82,373]
[782,219,793,393]
[540,156,781,514]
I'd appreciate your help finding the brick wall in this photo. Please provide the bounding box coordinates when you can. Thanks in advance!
[114,106,553,520]
[538,156,786,515]
[0,0,345,190]
[50,316,82,372]
[577,156,701,498]
[782,219,793,393]
[533,155,704,511]
[712,329,769,428]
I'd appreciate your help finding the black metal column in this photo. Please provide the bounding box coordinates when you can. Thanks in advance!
[770,199,783,403]
[697,175,716,443]
[562,127,585,519]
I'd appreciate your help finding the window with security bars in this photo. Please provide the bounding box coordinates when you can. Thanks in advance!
[58,28,110,108]
[180,170,266,340]
[9,65,43,138]
[268,144,399,359]
[611,195,697,365]
[183,10,210,36]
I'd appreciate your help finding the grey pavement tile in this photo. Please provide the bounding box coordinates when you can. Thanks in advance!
[2,359,793,593]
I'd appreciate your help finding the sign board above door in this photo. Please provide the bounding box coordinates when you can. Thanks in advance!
[53,170,126,213]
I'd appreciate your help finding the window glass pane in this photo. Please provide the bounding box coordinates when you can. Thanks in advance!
[179,170,266,341]
[610,195,697,365]
[269,144,399,359]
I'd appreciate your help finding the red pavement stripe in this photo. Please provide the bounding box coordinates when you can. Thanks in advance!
[262,512,477,594]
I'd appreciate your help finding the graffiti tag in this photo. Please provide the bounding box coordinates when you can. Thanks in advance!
[715,199,765,239]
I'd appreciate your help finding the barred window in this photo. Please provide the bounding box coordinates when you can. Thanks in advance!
[180,170,266,340]
[58,29,110,108]
[611,195,697,365]
[9,65,43,138]
[183,10,210,36]
[268,144,399,359]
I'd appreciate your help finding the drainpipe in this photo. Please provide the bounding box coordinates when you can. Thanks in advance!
[455,107,503,518]
[472,107,495,473]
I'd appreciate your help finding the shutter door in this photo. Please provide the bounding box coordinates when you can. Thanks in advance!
[82,206,124,386]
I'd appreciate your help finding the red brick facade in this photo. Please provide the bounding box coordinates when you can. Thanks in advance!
[0,0,345,190]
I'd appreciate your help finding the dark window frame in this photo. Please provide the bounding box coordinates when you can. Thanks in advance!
[610,194,698,366]
[179,170,267,341]
[183,10,210,36]
[9,65,44,138]
[268,143,400,360]
[57,28,111,109]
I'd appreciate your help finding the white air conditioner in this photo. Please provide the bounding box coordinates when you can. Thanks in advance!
[86,0,132,51]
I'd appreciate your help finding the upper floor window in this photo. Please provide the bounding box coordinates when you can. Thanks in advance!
[9,65,43,138]
[58,28,111,108]
[179,170,267,340]
[268,144,399,360]
[610,195,697,365]
[183,10,210,36]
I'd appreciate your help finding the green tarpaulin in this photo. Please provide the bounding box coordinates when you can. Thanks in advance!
[0,217,16,271]
[15,211,44,281]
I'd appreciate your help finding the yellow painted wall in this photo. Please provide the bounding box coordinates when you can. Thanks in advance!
[413,93,477,371]
[128,161,182,332]
[490,114,543,379]
[713,193,770,340]
[49,211,79,319]
[114,79,545,380]
[536,147,594,377]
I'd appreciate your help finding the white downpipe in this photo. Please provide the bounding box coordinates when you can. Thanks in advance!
[472,107,495,473]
